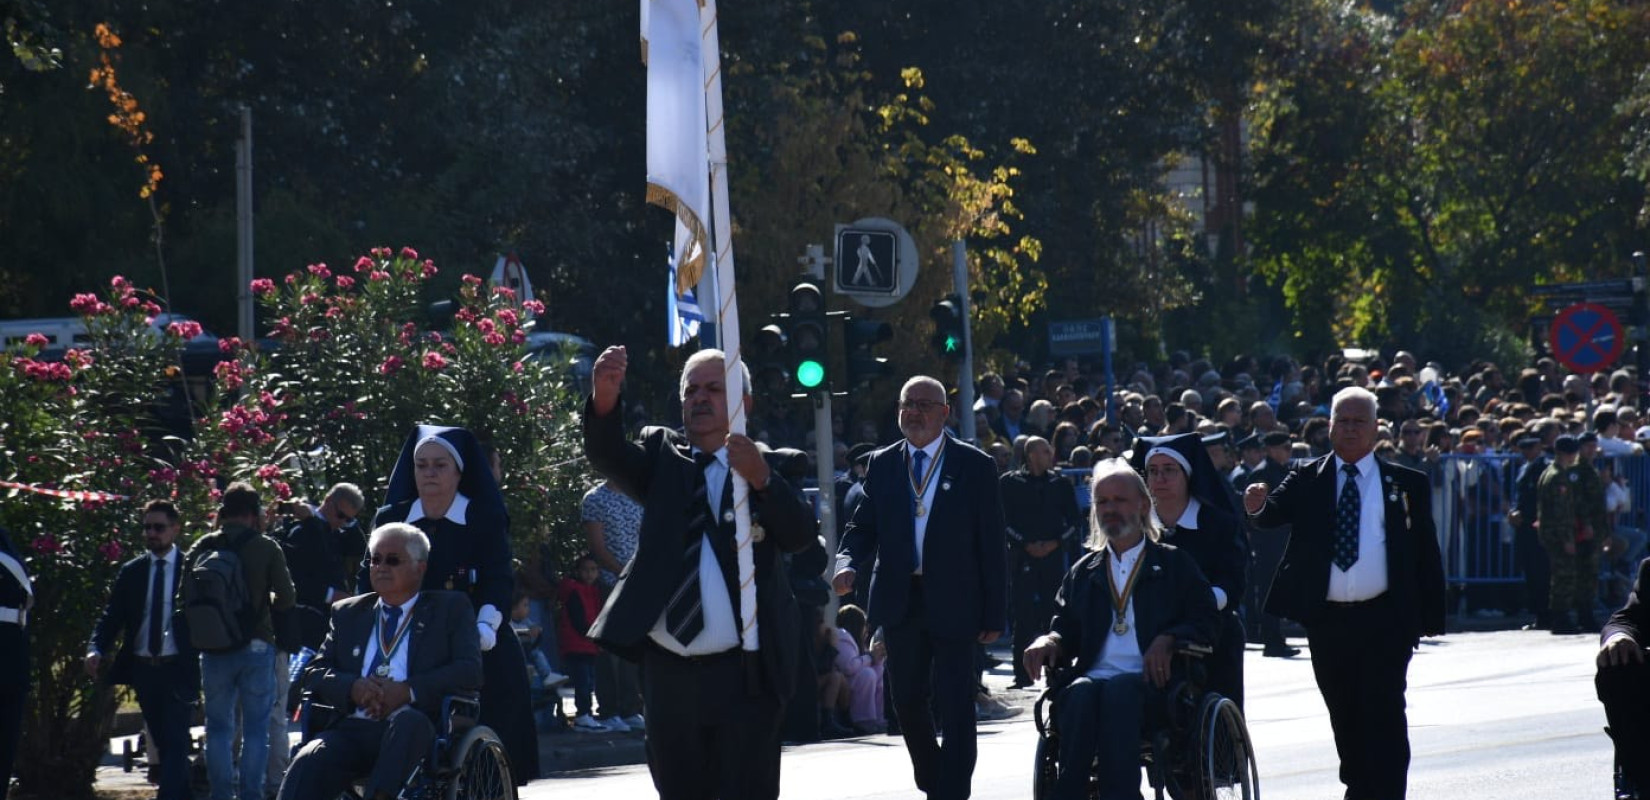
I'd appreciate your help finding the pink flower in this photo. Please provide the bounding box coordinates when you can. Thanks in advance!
[271,317,297,340]
[307,263,333,279]
[31,535,61,555]
[511,361,524,373]
[420,260,438,278]
[422,351,448,371]
[68,293,101,314]
[462,274,484,286]
[476,318,496,335]
[122,295,140,308]
[372,246,392,259]
[256,463,282,480]
[271,481,293,500]
[250,278,277,296]
[354,256,374,273]
[400,247,420,261]
[484,332,506,346]
[369,270,391,282]
[141,301,162,316]
[63,349,93,369]
[510,329,526,344]
[98,540,124,562]
[148,467,178,483]
[259,391,278,408]
[298,292,320,306]
[522,300,545,316]
[454,308,476,323]
[218,336,242,354]
[166,320,204,340]
[110,275,129,290]
[379,355,404,375]
[309,327,330,342]
[214,360,244,390]
[491,286,517,301]
[285,274,298,285]
[22,333,48,348]
[324,306,343,319]
[496,309,519,328]
[335,275,355,290]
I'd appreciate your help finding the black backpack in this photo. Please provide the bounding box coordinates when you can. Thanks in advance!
[182,529,256,652]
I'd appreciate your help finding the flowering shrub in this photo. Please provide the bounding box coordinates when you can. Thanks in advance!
[183,247,588,566]
[0,276,198,797]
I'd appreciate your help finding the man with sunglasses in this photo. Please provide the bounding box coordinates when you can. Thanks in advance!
[279,523,481,800]
[266,482,364,795]
[87,500,200,800]
[834,375,1007,800]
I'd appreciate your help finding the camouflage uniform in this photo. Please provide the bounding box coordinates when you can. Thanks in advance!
[1536,461,1609,617]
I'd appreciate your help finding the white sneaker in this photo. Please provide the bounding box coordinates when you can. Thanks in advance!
[542,670,570,688]
[572,714,606,733]
[601,716,631,732]
[619,713,645,731]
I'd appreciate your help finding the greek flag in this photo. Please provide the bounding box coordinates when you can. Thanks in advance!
[1422,380,1449,419]
[667,244,703,348]
[1266,379,1284,413]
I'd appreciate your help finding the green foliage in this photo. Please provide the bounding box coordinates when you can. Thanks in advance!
[0,279,194,798]
[182,250,590,559]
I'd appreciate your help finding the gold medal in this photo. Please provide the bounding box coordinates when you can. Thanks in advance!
[374,664,392,678]
[906,448,941,520]
[914,504,926,518]
[1106,547,1145,638]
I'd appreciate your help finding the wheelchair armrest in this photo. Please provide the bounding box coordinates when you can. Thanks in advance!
[441,694,480,738]
[1174,642,1213,658]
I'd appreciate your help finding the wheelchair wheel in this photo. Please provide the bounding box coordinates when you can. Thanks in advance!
[1197,695,1258,800]
[1032,732,1060,800]
[444,725,515,800]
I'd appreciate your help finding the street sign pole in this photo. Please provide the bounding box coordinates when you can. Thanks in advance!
[1637,251,1648,411]
[1103,316,1116,426]
[954,241,976,442]
[814,390,838,619]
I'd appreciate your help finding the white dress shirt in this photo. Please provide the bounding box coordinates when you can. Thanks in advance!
[355,593,422,718]
[1328,452,1390,602]
[650,448,740,656]
[1087,539,1145,680]
[137,546,180,658]
[908,438,944,575]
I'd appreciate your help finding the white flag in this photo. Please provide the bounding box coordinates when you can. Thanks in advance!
[644,0,710,295]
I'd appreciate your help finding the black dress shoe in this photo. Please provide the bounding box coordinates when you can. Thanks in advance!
[1262,645,1301,658]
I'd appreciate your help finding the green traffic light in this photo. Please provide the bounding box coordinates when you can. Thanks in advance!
[796,359,826,389]
[945,335,960,353]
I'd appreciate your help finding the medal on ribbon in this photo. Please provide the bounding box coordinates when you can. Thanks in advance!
[1106,548,1146,636]
[374,605,415,678]
[906,449,941,518]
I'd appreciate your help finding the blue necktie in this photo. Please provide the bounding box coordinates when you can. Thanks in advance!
[1334,464,1361,571]
[369,605,402,675]
[910,449,927,492]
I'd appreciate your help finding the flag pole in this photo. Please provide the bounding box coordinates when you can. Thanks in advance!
[699,0,758,651]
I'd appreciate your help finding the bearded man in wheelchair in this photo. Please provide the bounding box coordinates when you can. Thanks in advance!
[1023,459,1219,800]
[279,523,483,800]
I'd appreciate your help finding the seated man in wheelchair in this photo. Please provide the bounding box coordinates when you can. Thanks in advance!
[1023,459,1218,800]
[279,523,482,800]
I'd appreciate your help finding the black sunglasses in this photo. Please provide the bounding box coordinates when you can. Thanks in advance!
[369,553,407,567]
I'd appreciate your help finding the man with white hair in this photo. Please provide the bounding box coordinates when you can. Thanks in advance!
[1022,460,1216,800]
[1243,387,1445,800]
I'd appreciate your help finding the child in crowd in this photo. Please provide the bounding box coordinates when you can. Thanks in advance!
[557,554,605,732]
[510,592,569,689]
[832,604,887,735]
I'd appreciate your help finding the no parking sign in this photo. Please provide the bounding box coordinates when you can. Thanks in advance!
[1548,302,1625,374]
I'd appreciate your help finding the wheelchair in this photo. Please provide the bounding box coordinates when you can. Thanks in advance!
[1031,644,1259,800]
[298,693,516,800]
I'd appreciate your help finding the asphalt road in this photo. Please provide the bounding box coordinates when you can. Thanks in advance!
[527,629,1614,799]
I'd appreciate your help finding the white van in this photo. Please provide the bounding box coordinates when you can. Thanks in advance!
[0,313,218,352]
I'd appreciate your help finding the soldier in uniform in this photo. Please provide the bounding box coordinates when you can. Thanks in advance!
[1508,434,1551,630]
[1537,435,1610,634]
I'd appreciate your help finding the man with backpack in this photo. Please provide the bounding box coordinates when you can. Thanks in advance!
[185,482,295,800]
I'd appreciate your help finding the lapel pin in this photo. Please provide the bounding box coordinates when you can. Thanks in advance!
[721,509,735,524]
[351,646,361,658]
[751,523,766,543]
[941,481,952,491]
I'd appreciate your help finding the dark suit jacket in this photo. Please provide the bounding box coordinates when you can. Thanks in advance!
[1046,540,1218,680]
[90,550,199,689]
[305,591,481,722]
[582,398,816,702]
[839,434,1008,639]
[1251,454,1446,645]
[278,516,350,650]
[1602,557,1650,646]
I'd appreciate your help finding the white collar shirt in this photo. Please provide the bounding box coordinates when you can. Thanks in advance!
[907,438,945,575]
[137,546,180,658]
[650,447,739,656]
[407,493,469,526]
[1087,539,1145,680]
[1328,452,1389,602]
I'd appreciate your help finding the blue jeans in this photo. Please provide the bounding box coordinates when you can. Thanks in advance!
[202,640,276,800]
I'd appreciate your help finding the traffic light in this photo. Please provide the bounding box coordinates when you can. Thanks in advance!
[788,279,829,392]
[749,320,790,398]
[930,294,965,360]
[843,317,893,389]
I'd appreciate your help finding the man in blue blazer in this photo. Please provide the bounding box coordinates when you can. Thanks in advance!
[1244,387,1445,800]
[86,500,199,800]
[834,376,1008,800]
